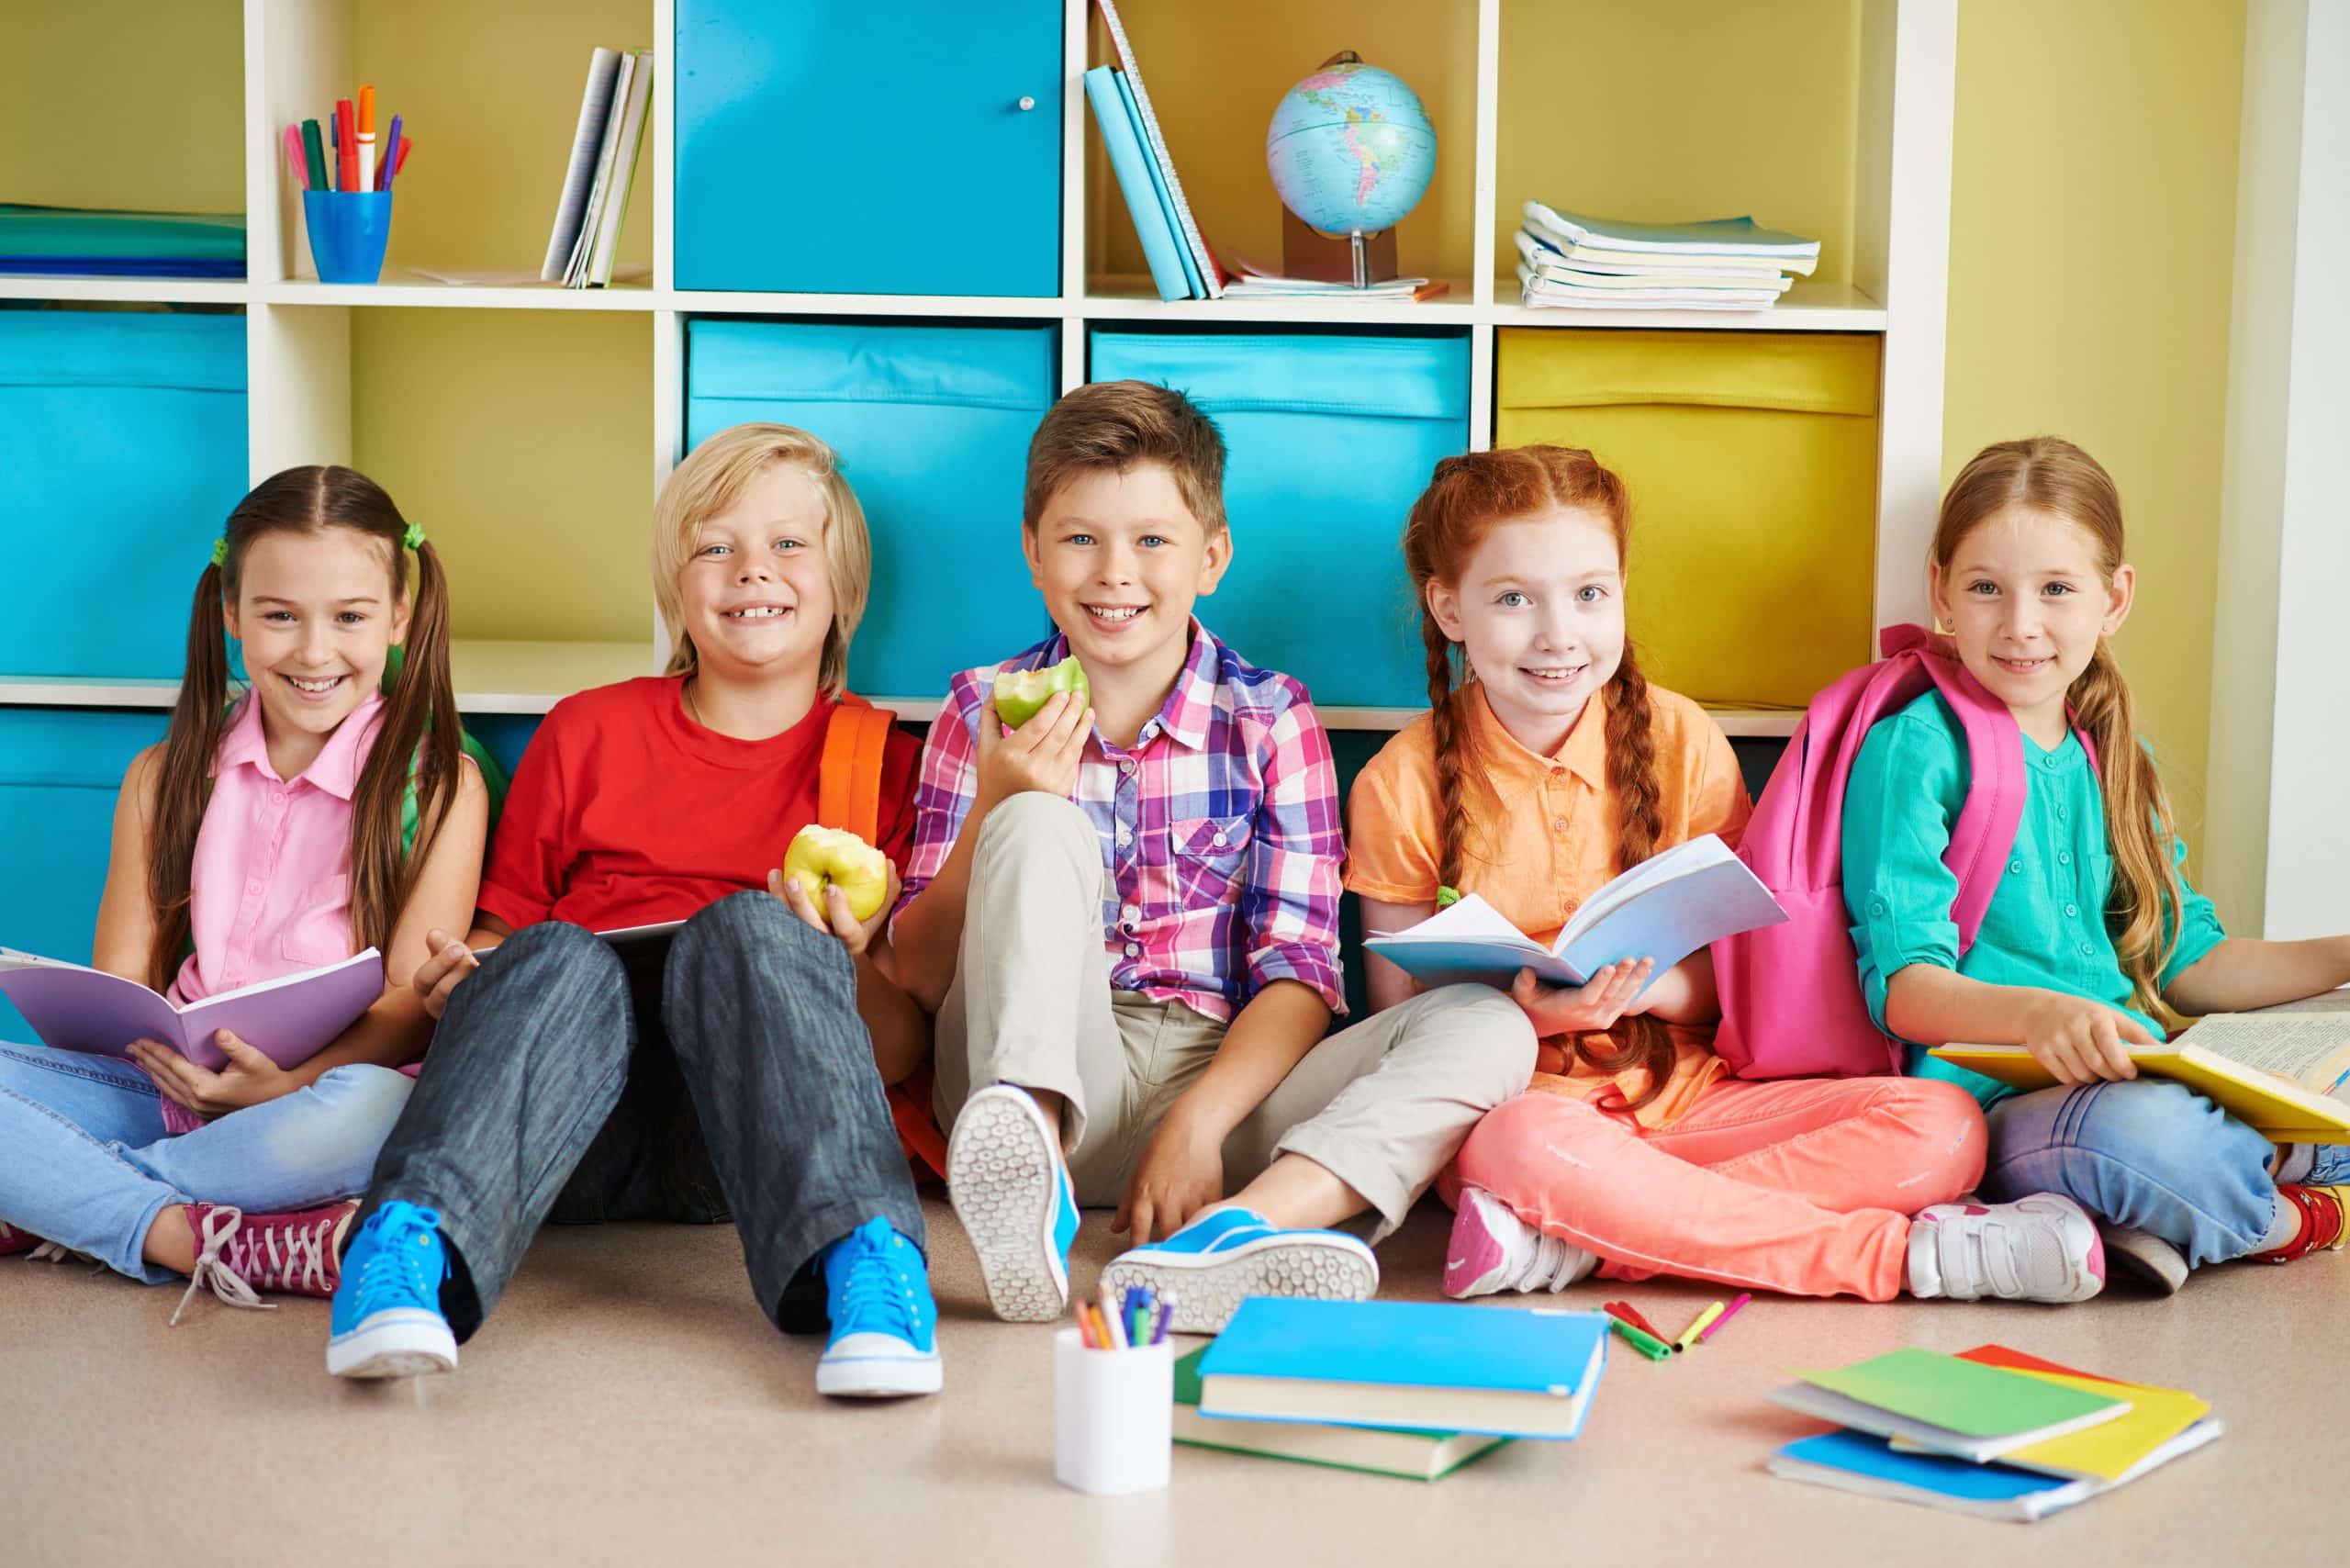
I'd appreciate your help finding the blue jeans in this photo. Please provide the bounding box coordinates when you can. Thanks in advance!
[1983,1079,2350,1267]
[0,1044,412,1283]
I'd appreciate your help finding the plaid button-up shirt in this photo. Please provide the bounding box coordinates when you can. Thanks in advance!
[899,620,1345,1023]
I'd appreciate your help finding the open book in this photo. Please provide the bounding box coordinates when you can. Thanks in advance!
[0,947,384,1072]
[1362,834,1786,991]
[1930,990,2350,1141]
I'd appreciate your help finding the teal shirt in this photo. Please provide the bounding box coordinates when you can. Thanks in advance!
[1841,691,2227,1109]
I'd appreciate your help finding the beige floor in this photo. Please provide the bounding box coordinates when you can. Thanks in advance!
[5,1195,2344,1568]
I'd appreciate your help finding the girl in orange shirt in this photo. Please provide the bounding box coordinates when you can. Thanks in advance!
[1348,446,2104,1304]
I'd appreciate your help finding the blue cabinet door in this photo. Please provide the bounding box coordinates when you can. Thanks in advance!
[677,1,1062,296]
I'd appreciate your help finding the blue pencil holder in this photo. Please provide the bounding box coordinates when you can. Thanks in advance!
[302,190,393,285]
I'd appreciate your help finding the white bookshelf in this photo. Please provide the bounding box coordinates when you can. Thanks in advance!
[0,0,1958,740]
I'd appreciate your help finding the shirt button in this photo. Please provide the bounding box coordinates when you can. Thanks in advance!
[2064,903,2080,919]
[1124,942,1141,958]
[1115,823,1132,846]
[2080,942,2095,957]
[1552,817,1569,833]
[2055,804,2068,821]
[247,879,264,895]
[270,790,286,807]
[1212,831,1227,846]
[2009,861,2023,875]
[1118,758,1136,776]
[1121,903,1139,924]
[2058,851,2072,866]
[1870,898,1888,916]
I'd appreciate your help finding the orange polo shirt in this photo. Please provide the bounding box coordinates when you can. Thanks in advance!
[1346,680,1753,1126]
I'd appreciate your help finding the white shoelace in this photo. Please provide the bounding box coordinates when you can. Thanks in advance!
[1511,1228,1595,1294]
[170,1206,273,1327]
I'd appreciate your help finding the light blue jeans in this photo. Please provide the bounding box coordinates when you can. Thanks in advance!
[0,1043,411,1284]
[1983,1079,2350,1267]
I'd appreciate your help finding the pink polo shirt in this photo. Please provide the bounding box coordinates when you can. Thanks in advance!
[159,692,389,1134]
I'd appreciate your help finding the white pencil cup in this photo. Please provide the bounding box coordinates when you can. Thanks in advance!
[1052,1327,1174,1495]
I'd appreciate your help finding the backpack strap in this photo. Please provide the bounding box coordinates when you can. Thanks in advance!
[1910,642,2027,956]
[819,695,949,1182]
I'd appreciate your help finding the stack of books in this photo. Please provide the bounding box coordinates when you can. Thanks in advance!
[1083,0,1224,301]
[1515,200,1819,312]
[541,47,653,289]
[1178,1298,1608,1481]
[0,206,244,279]
[1767,1346,2221,1522]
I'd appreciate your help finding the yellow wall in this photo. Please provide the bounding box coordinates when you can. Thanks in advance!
[1942,0,2246,867]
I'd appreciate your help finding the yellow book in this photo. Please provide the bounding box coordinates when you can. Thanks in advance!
[1889,1347,2214,1485]
[1930,995,2350,1142]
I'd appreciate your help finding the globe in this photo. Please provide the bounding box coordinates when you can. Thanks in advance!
[1266,60,1438,238]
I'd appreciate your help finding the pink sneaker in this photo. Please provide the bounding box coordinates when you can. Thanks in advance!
[0,1222,41,1259]
[170,1202,357,1327]
[1443,1187,1597,1298]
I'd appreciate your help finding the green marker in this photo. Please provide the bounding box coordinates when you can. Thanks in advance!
[1609,1316,1672,1361]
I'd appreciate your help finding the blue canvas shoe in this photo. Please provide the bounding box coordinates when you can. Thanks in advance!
[327,1201,458,1379]
[1101,1206,1377,1333]
[815,1216,943,1398]
[946,1084,1079,1322]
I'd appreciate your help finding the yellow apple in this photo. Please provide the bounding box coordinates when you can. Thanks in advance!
[782,825,890,923]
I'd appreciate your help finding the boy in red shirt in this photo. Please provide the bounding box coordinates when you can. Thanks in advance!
[325,425,941,1399]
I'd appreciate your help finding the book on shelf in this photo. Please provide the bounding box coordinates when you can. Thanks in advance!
[0,948,383,1073]
[543,46,653,289]
[1084,66,1193,301]
[1515,230,1792,299]
[1515,199,1818,311]
[1172,1345,1510,1480]
[1930,989,2350,1141]
[1364,833,1785,991]
[1522,201,1821,271]
[1094,0,1225,296]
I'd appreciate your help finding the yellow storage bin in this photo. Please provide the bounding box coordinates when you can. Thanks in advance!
[1494,329,1881,709]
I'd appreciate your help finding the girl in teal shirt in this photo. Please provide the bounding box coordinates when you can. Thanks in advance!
[1843,437,2350,1292]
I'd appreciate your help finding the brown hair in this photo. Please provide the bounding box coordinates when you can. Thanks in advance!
[1933,436,2185,1021]
[148,466,460,990]
[652,422,872,698]
[1023,380,1227,534]
[1403,445,1673,1105]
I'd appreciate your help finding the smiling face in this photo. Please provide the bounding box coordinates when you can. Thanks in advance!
[1024,460,1229,680]
[1427,507,1627,754]
[1930,502,2132,743]
[224,528,410,746]
[676,460,836,683]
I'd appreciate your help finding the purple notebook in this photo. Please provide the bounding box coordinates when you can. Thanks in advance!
[0,948,384,1071]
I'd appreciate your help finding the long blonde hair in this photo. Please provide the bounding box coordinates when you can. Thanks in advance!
[1403,445,1673,1106]
[1934,436,2185,1021]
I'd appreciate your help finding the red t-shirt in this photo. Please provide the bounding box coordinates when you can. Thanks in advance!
[476,676,920,934]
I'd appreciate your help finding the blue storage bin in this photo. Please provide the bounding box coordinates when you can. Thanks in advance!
[0,708,171,1039]
[685,319,1059,697]
[1088,330,1471,710]
[676,1,1062,296]
[0,308,248,680]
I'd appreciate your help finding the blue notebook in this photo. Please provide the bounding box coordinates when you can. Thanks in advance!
[1197,1299,1608,1440]
[1113,68,1202,298]
[1769,1430,2091,1522]
[1082,65,1192,301]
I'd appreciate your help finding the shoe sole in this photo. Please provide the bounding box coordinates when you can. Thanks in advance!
[1100,1230,1377,1334]
[2097,1221,2188,1296]
[946,1088,1069,1323]
[328,1308,459,1379]
[816,1354,945,1399]
[1441,1191,1514,1299]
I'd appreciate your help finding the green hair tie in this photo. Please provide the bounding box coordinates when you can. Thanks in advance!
[402,521,428,552]
[209,538,229,568]
[1435,885,1462,908]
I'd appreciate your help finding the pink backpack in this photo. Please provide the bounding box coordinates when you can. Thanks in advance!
[1711,625,2088,1080]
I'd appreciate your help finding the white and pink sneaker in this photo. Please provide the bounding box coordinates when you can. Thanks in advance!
[1907,1193,2105,1304]
[1443,1187,1599,1299]
[171,1202,356,1327]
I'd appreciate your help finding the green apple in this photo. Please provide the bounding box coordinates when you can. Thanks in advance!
[992,655,1089,729]
[782,825,890,923]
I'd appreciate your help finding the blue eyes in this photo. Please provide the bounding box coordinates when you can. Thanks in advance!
[1965,581,2076,597]
[262,611,366,625]
[1061,534,1168,548]
[700,540,802,558]
[1496,591,1528,608]
[1493,586,1606,608]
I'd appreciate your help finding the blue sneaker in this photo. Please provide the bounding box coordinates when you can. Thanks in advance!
[327,1202,458,1380]
[815,1216,943,1398]
[1101,1206,1377,1334]
[946,1084,1078,1321]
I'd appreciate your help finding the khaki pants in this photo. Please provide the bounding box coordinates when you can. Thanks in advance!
[934,795,1537,1240]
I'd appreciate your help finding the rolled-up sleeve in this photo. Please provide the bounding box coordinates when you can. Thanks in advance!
[2155,831,2229,991]
[1841,711,1968,1036]
[892,670,986,919]
[1239,699,1346,1014]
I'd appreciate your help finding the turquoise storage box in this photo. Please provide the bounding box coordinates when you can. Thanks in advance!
[0,709,170,1038]
[675,1,1062,296]
[1087,330,1472,710]
[684,319,1059,698]
[0,308,248,680]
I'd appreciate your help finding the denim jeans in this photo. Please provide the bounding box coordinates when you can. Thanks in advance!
[357,891,924,1342]
[1983,1079,2350,1266]
[0,1044,411,1283]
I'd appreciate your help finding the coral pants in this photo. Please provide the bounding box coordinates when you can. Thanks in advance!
[1452,1076,1987,1300]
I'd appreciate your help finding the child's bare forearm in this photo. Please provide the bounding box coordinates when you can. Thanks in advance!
[1884,964,2048,1047]
[2161,935,2350,1018]
[890,817,988,1013]
[1162,980,1330,1143]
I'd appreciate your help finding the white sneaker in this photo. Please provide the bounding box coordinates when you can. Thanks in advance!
[1907,1193,2105,1304]
[946,1085,1078,1323]
[1442,1187,1598,1299]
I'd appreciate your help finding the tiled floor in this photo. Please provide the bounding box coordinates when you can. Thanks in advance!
[6,1195,2344,1567]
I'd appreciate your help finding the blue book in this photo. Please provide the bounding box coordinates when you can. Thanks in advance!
[1197,1299,1608,1440]
[1769,1430,2091,1522]
[1113,69,1201,298]
[1082,66,1191,302]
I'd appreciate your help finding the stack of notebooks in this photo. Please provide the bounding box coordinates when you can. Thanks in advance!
[1768,1346,2221,1522]
[1083,1,1224,301]
[541,47,653,289]
[0,205,244,279]
[1516,199,1818,312]
[1177,1298,1608,1481]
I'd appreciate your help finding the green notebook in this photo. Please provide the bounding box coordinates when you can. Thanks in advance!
[0,205,246,263]
[1171,1345,1509,1482]
[1772,1349,2133,1464]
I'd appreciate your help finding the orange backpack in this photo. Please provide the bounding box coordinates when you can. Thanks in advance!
[819,696,949,1181]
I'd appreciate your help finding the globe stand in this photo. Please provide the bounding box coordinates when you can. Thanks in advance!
[1280,209,1400,288]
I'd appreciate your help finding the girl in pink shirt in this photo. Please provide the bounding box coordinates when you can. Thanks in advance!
[0,466,488,1322]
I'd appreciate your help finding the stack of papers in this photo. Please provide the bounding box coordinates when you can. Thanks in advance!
[1768,1346,2221,1522]
[1220,256,1448,303]
[1515,200,1818,311]
[541,47,653,288]
[0,205,244,279]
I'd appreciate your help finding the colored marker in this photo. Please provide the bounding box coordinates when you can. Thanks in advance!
[335,97,357,195]
[378,113,403,191]
[392,134,412,180]
[1696,1292,1752,1343]
[1675,1300,1726,1350]
[1606,1300,1666,1342]
[356,84,377,192]
[1608,1316,1672,1361]
[301,118,329,194]
[283,125,308,189]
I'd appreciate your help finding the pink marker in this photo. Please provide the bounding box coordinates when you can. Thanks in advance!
[1695,1291,1752,1343]
[283,125,308,189]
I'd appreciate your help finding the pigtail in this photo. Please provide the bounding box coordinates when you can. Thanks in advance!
[1572,647,1674,1107]
[2069,640,2185,1022]
[145,561,238,990]
[1421,608,1475,891]
[347,532,464,957]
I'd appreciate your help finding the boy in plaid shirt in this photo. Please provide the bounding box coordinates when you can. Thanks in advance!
[891,382,1533,1331]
